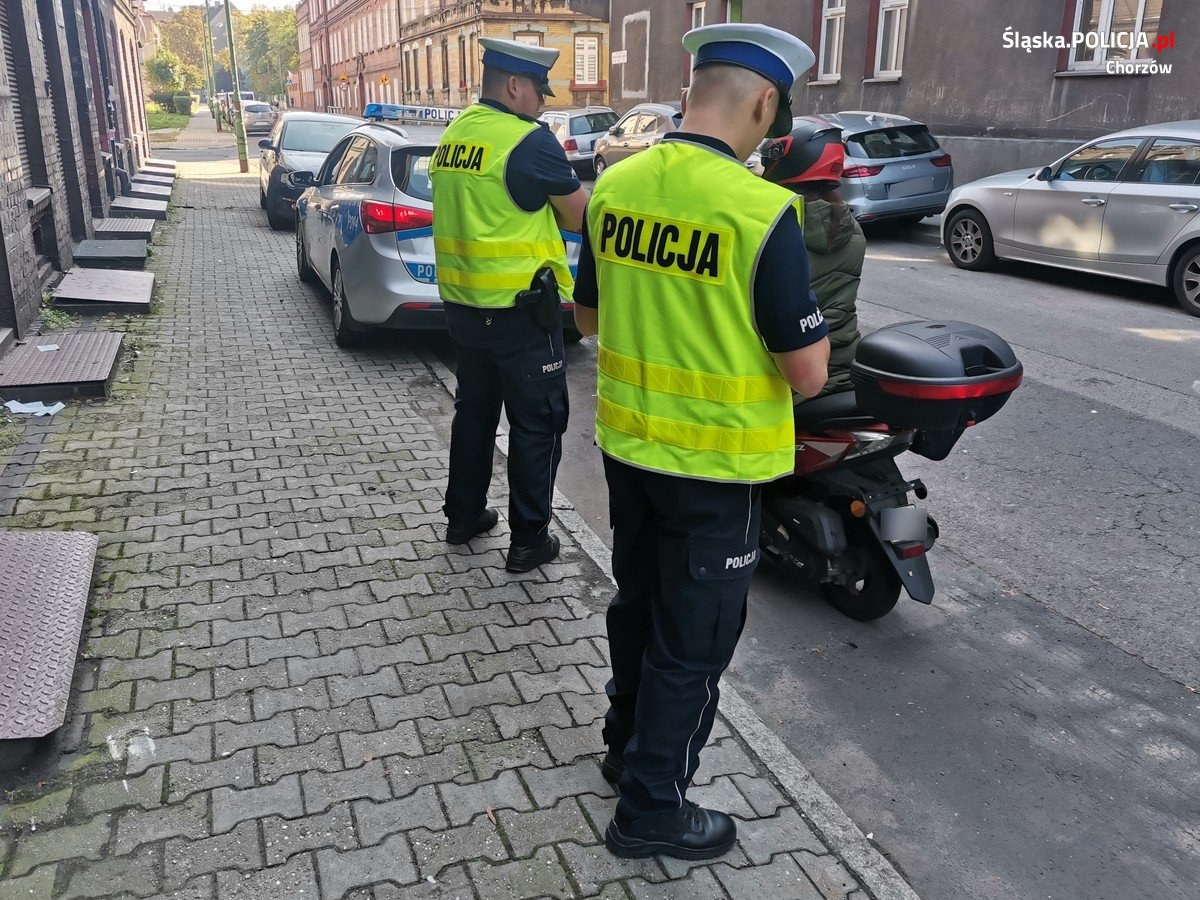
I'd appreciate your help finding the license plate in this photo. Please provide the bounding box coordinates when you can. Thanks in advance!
[880,505,928,542]
[887,176,936,199]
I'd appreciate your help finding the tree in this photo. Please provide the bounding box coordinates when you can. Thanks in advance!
[236,7,299,99]
[177,62,205,90]
[157,7,209,75]
[145,46,182,91]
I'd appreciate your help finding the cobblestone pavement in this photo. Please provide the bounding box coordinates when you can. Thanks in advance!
[0,115,902,900]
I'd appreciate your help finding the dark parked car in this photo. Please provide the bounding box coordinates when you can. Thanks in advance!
[258,111,362,230]
[591,102,682,177]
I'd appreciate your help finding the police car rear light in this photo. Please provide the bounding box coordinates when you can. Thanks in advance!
[563,139,579,151]
[842,164,884,178]
[361,201,433,233]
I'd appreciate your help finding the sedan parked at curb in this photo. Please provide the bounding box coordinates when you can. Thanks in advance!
[812,111,953,224]
[591,102,682,177]
[540,106,617,178]
[943,120,1200,317]
[258,111,362,231]
[242,101,277,135]
[293,122,583,346]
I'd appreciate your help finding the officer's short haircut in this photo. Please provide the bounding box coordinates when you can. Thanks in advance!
[687,63,774,109]
[481,65,516,97]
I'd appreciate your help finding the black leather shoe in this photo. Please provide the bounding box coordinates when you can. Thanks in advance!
[505,534,560,573]
[445,508,498,545]
[599,752,624,786]
[605,802,737,860]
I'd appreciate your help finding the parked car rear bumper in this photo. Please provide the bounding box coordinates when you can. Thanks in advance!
[846,189,952,222]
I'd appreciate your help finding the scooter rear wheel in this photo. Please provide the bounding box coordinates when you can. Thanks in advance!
[821,536,901,621]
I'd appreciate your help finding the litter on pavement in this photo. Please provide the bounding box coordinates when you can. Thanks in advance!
[4,400,66,416]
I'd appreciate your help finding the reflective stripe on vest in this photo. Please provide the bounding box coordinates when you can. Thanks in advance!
[430,104,574,309]
[587,140,801,484]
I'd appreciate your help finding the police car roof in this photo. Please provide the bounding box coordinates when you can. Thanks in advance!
[353,121,412,144]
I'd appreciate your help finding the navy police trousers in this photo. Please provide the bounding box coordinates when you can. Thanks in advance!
[601,454,762,817]
[443,302,568,548]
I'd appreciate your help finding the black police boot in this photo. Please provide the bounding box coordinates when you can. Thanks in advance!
[605,801,737,860]
[446,508,499,545]
[505,534,559,573]
[599,752,624,787]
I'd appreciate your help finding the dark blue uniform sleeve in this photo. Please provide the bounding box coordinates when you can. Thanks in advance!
[753,207,829,353]
[574,216,598,308]
[506,126,582,213]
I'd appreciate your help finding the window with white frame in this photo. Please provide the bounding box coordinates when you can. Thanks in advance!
[726,0,742,22]
[689,2,706,76]
[818,0,845,80]
[875,0,908,77]
[575,34,599,85]
[1070,0,1163,68]
[513,31,542,46]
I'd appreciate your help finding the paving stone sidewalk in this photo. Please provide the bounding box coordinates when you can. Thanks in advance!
[0,115,884,900]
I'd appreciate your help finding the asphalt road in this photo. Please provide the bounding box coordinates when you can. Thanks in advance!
[429,225,1200,900]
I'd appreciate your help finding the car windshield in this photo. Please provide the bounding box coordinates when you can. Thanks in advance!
[392,148,433,201]
[570,112,617,135]
[848,125,940,159]
[282,121,358,153]
[244,103,271,113]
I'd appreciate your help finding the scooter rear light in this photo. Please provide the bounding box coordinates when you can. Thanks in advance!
[876,372,1024,400]
[894,541,926,560]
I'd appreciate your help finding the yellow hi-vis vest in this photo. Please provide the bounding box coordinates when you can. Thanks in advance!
[430,103,574,308]
[587,139,801,483]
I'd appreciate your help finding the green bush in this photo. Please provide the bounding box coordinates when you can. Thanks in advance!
[172,94,194,116]
[149,90,176,109]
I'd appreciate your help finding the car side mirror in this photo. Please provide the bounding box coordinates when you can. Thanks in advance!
[608,126,620,136]
[1035,165,1054,182]
[258,139,276,151]
[284,171,314,190]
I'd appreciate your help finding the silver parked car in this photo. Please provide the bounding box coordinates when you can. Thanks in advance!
[592,102,682,177]
[540,106,617,177]
[814,111,953,224]
[293,123,583,346]
[242,101,276,135]
[943,121,1200,317]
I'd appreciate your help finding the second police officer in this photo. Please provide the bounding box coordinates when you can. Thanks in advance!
[574,23,832,859]
[430,37,588,573]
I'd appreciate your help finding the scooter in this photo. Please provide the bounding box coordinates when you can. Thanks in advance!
[759,320,1022,621]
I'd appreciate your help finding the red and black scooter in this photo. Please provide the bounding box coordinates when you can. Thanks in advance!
[759,320,1022,621]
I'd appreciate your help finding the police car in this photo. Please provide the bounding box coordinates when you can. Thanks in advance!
[292,103,582,347]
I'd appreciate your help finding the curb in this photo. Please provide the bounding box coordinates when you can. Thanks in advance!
[420,350,920,900]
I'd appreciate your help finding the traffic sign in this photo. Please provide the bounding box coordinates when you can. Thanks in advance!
[380,74,390,86]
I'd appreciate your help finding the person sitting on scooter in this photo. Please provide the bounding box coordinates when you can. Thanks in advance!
[761,117,864,399]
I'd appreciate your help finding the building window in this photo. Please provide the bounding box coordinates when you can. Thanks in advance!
[817,0,845,80]
[575,35,599,86]
[513,31,542,46]
[1069,0,1163,69]
[726,0,742,22]
[458,34,467,87]
[689,3,706,74]
[441,37,449,89]
[425,46,433,93]
[874,0,908,77]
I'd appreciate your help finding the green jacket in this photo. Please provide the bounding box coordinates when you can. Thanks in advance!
[802,197,865,398]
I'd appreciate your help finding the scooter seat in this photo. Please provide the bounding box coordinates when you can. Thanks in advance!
[792,389,876,432]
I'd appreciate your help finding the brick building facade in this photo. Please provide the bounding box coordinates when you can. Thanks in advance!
[0,0,148,339]
[297,0,609,115]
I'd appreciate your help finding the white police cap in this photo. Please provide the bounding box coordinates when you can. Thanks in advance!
[682,23,816,137]
[479,36,561,96]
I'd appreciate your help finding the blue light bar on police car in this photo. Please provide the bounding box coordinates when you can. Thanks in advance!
[363,103,401,120]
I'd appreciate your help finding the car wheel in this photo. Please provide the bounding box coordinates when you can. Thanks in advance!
[296,225,317,285]
[1171,244,1200,317]
[259,186,266,209]
[265,185,292,231]
[331,265,363,347]
[593,155,607,177]
[945,209,996,271]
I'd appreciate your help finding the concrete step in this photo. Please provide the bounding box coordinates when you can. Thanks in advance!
[109,197,168,221]
[134,172,174,187]
[0,327,13,357]
[0,331,124,402]
[73,238,148,270]
[0,529,99,740]
[52,267,154,314]
[127,183,172,202]
[94,217,156,242]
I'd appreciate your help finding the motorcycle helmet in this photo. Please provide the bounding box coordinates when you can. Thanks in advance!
[761,116,845,187]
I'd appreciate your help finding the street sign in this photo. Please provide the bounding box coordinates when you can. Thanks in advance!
[284,78,293,87]
[379,74,390,86]
[611,49,627,65]
[338,71,349,83]
[339,82,349,92]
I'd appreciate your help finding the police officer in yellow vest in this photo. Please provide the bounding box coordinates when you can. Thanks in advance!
[432,37,588,572]
[574,24,831,859]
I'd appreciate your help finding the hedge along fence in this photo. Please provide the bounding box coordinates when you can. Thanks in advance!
[172,94,195,115]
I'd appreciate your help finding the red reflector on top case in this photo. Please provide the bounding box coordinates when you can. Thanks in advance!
[877,372,1023,400]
